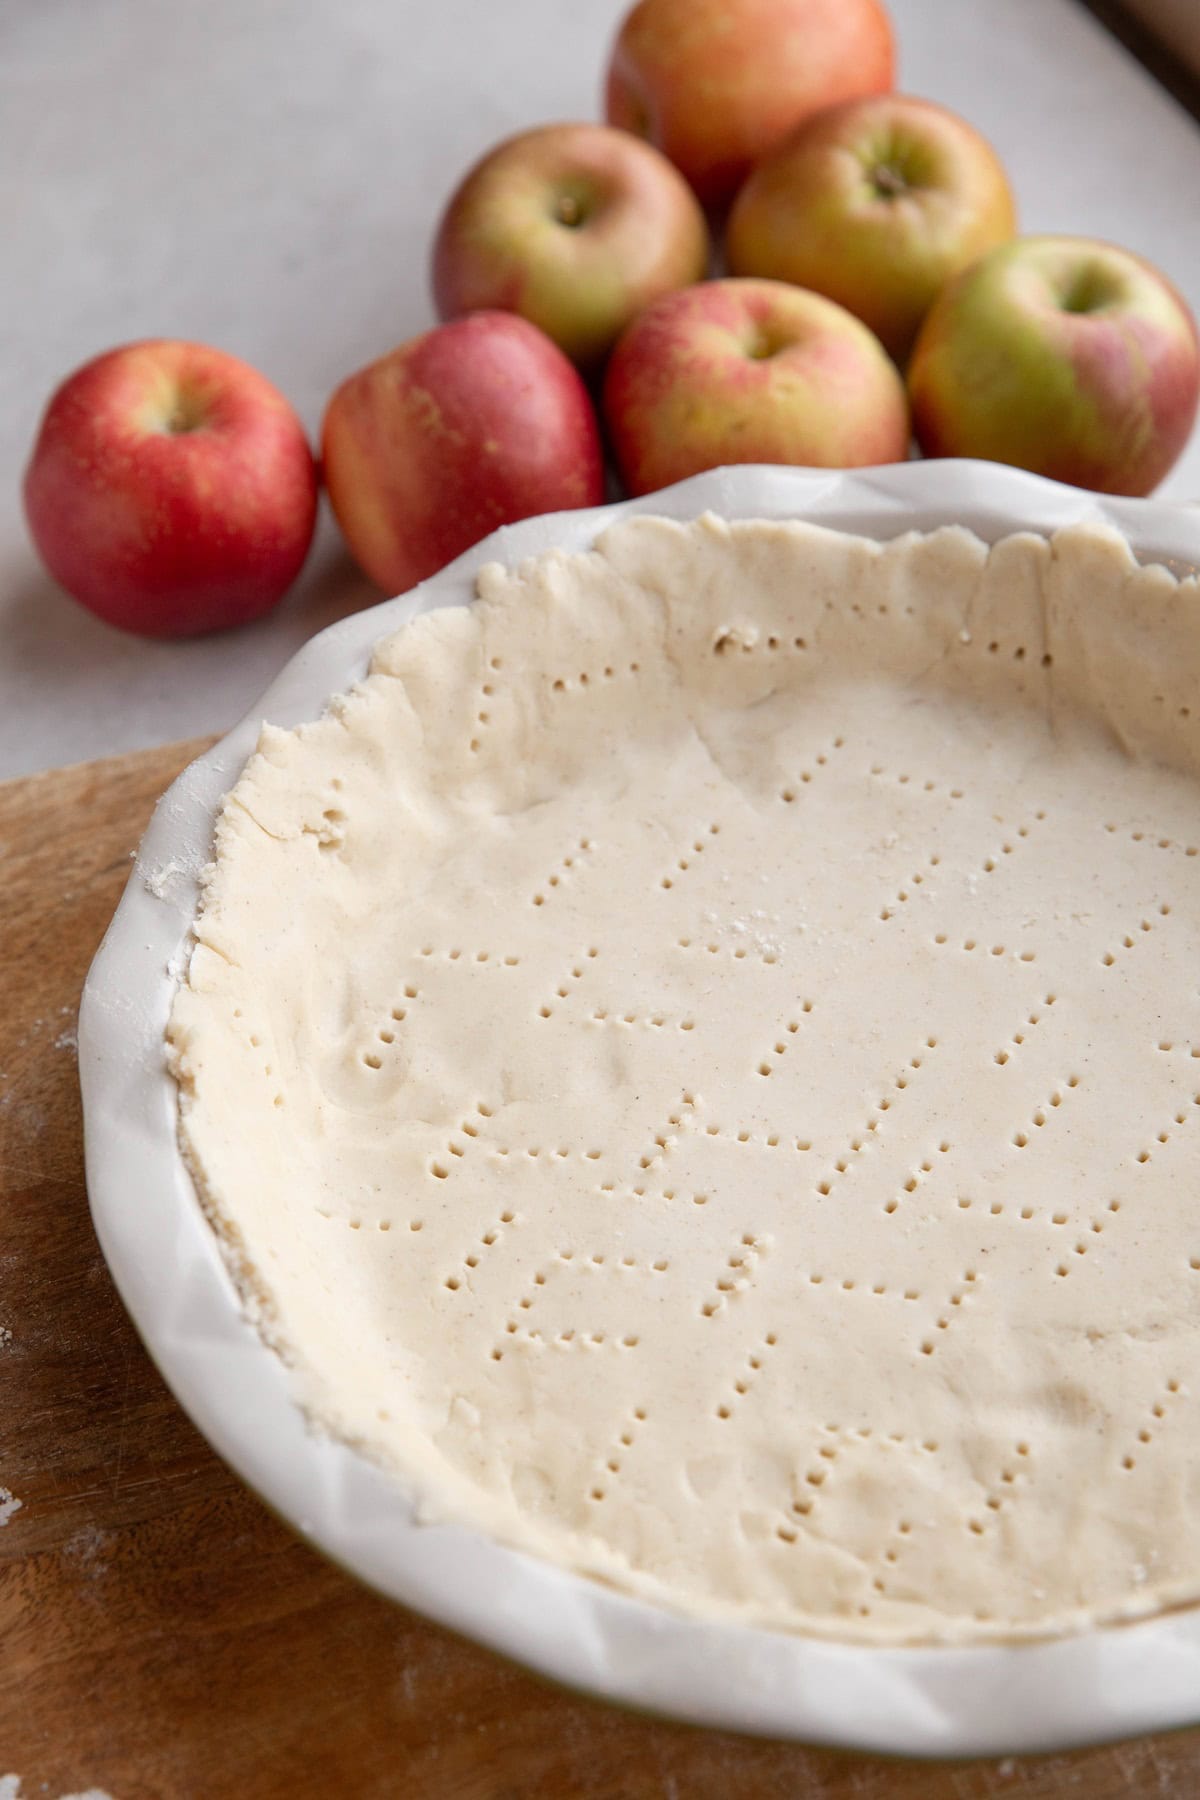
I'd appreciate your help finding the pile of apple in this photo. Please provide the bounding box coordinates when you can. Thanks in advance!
[24,0,1200,637]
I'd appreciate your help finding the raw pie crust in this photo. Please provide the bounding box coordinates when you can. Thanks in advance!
[169,513,1200,1645]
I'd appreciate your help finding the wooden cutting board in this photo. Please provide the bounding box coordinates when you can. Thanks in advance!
[2,739,1199,1800]
[1122,0,1200,79]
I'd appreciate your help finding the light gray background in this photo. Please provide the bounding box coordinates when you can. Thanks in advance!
[4,0,1200,778]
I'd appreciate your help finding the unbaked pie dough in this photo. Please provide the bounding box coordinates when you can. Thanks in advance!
[168,513,1200,1645]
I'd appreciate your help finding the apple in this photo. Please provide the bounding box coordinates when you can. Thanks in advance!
[605,0,895,211]
[603,277,909,496]
[322,312,605,594]
[908,235,1200,496]
[432,122,709,367]
[727,94,1016,362]
[22,340,318,637]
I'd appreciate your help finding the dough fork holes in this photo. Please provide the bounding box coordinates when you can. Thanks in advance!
[489,1260,553,1357]
[659,822,720,889]
[948,938,1039,961]
[589,1406,648,1503]
[416,948,521,966]
[777,736,846,804]
[869,764,965,801]
[755,1013,810,1077]
[778,1422,863,1526]
[712,626,808,655]
[1011,1075,1080,1149]
[635,1090,698,1173]
[886,815,1047,923]
[1132,1091,1200,1166]
[496,1256,659,1362]
[703,1121,813,1153]
[451,1207,518,1282]
[592,1010,695,1031]
[715,1330,779,1420]
[1119,1379,1183,1472]
[977,810,1048,875]
[880,852,942,920]
[956,1436,1028,1548]
[471,673,497,744]
[809,1274,924,1303]
[993,994,1056,1065]
[881,1140,951,1214]
[550,661,639,695]
[537,947,598,1017]
[1100,902,1171,965]
[700,1233,763,1317]
[677,935,781,967]
[428,1101,494,1178]
[819,1035,940,1194]
[983,637,1049,667]
[532,837,595,906]
[920,1267,981,1355]
[1103,822,1200,857]
[359,984,423,1057]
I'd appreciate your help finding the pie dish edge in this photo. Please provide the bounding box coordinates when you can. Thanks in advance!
[79,460,1200,1756]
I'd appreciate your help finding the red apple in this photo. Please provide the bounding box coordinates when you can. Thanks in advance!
[605,0,895,211]
[432,122,709,367]
[603,278,909,496]
[22,340,318,637]
[727,94,1017,362]
[322,312,605,594]
[908,235,1200,496]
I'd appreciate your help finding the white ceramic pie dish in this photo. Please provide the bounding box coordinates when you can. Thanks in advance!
[80,460,1200,1758]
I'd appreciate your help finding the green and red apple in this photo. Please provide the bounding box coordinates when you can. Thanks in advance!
[727,94,1016,362]
[322,312,605,594]
[605,0,895,210]
[908,235,1200,495]
[433,122,709,367]
[603,277,909,496]
[23,340,318,637]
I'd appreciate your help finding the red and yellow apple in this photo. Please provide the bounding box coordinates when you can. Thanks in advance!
[603,277,909,496]
[727,94,1016,362]
[432,122,709,367]
[605,0,895,210]
[22,340,318,637]
[322,312,605,593]
[908,235,1200,496]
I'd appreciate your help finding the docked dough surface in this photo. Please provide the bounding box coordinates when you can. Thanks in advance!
[169,513,1200,1644]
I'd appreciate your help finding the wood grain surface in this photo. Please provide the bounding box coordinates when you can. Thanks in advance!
[2,738,1199,1798]
[1121,0,1200,77]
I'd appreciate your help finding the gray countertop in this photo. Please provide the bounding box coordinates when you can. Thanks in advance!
[4,0,1200,778]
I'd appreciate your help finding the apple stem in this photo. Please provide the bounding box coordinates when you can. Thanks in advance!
[872,164,907,199]
[163,389,208,434]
